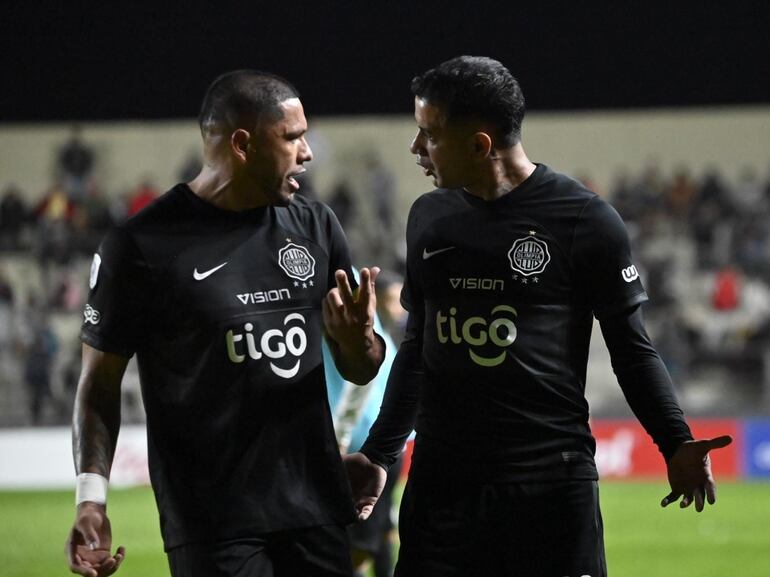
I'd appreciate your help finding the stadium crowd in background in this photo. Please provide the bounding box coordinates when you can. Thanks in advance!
[1,124,770,431]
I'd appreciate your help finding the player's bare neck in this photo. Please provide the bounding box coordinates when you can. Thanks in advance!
[188,165,248,212]
[466,144,536,202]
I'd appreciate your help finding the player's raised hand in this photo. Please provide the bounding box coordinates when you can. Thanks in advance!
[323,267,380,349]
[66,503,125,577]
[343,452,387,521]
[661,435,733,512]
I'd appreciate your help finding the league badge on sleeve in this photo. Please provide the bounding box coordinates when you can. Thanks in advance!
[89,253,101,289]
[278,242,316,281]
[83,304,101,325]
[508,233,550,276]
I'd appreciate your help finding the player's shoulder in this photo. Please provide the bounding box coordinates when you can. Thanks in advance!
[122,183,188,230]
[100,184,190,262]
[408,187,468,226]
[278,194,339,229]
[412,187,466,210]
[280,193,335,222]
[276,194,342,246]
[538,164,597,205]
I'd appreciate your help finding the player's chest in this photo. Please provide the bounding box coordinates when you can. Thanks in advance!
[415,215,573,302]
[161,229,327,320]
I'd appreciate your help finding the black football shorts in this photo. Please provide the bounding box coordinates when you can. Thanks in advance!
[167,524,353,577]
[395,478,607,577]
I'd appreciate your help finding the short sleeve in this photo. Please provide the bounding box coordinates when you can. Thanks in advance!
[400,200,425,321]
[80,226,152,357]
[572,196,648,319]
[322,204,357,293]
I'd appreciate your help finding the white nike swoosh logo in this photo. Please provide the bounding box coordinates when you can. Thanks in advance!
[193,262,228,280]
[422,246,456,260]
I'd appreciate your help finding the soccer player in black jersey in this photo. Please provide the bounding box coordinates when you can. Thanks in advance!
[66,70,385,577]
[345,56,733,577]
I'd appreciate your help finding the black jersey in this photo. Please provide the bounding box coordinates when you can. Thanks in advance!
[401,164,651,482]
[81,184,357,549]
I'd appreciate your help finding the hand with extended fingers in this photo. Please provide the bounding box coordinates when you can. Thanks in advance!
[323,267,380,353]
[322,267,383,385]
[661,435,733,512]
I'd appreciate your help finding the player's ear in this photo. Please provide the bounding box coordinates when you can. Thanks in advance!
[472,131,493,159]
[230,129,251,164]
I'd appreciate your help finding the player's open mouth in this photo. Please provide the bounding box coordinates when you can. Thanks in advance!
[416,159,434,177]
[287,169,306,191]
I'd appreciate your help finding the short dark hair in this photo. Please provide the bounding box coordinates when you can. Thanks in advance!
[198,70,300,134]
[411,56,525,148]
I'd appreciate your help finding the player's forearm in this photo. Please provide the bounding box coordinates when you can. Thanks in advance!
[72,347,127,478]
[330,329,386,385]
[73,378,122,477]
[601,305,693,460]
[359,337,422,469]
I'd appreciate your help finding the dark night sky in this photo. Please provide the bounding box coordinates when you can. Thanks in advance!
[2,1,769,122]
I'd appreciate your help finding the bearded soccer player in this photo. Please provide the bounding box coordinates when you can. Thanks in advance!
[66,70,385,577]
[345,56,732,577]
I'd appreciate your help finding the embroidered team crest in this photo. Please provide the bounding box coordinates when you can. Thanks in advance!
[508,235,551,276]
[278,242,316,281]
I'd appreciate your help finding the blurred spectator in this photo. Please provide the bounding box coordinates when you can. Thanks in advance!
[328,179,356,228]
[73,181,114,254]
[731,166,765,217]
[127,178,160,217]
[609,169,641,222]
[634,163,666,211]
[47,269,84,312]
[375,270,407,345]
[0,268,14,353]
[712,267,741,311]
[0,184,28,251]
[23,314,59,425]
[56,126,95,199]
[363,152,399,269]
[109,191,132,225]
[35,184,76,288]
[689,169,733,267]
[665,167,697,222]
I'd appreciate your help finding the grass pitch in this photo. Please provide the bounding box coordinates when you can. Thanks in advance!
[1,481,767,577]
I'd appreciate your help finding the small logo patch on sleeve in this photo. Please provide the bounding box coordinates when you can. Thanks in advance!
[621,265,639,283]
[89,254,101,289]
[83,304,101,325]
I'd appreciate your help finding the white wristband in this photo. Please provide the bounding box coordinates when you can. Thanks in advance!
[76,473,108,505]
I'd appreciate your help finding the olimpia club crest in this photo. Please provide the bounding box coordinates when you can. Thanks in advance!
[508,235,550,276]
[278,242,316,281]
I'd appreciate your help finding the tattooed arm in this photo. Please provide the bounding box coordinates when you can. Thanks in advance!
[66,344,128,577]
